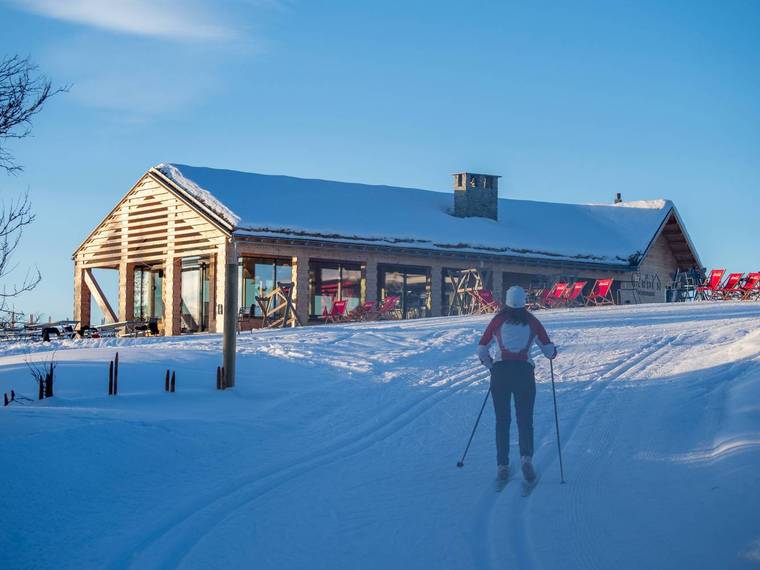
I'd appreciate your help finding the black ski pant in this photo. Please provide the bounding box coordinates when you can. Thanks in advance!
[490,360,536,466]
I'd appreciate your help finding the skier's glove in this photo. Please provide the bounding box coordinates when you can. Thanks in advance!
[541,342,558,360]
[477,344,493,370]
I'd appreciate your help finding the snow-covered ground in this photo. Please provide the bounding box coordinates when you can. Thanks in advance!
[1,302,759,569]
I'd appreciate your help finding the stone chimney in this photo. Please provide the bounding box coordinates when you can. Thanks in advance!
[452,172,499,220]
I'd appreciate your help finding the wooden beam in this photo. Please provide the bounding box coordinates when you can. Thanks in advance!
[82,222,220,249]
[80,235,224,261]
[83,269,117,323]
[163,201,181,336]
[81,245,222,267]
[73,264,91,328]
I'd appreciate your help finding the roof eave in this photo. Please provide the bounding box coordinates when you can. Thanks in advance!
[231,232,633,272]
[635,203,702,270]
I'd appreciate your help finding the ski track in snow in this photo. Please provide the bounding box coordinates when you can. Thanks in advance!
[477,333,681,570]
[119,363,490,570]
[2,302,760,570]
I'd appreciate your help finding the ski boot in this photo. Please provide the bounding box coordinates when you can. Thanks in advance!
[521,456,536,482]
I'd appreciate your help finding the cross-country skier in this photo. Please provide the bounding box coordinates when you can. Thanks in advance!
[477,285,557,482]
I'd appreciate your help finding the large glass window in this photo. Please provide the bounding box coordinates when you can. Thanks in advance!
[134,266,163,321]
[442,269,458,316]
[240,258,293,316]
[181,257,210,333]
[443,268,493,315]
[134,267,150,321]
[379,265,431,319]
[152,270,163,319]
[309,261,363,318]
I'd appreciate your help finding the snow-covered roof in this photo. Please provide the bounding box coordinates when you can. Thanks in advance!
[154,163,677,267]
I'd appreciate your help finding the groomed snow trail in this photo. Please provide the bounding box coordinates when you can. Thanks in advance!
[1,303,759,569]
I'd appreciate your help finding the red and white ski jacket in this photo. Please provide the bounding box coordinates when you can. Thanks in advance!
[477,312,557,368]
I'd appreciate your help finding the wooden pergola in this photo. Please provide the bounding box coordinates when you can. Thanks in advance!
[72,169,234,335]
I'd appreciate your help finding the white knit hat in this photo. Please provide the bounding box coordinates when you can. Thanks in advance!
[505,286,526,309]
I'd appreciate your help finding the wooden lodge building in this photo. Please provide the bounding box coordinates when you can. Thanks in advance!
[72,164,702,336]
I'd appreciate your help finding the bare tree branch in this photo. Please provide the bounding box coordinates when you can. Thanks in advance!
[0,55,64,323]
[0,55,67,174]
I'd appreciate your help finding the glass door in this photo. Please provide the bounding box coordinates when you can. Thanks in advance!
[134,266,163,321]
[180,257,210,333]
[308,261,364,318]
[379,265,431,319]
[240,258,294,317]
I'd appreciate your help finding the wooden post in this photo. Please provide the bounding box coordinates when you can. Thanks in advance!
[493,270,505,308]
[292,252,310,324]
[73,262,91,329]
[163,197,182,337]
[214,244,227,333]
[364,257,378,305]
[207,253,217,333]
[163,257,182,336]
[429,264,443,317]
[118,262,136,323]
[222,240,238,388]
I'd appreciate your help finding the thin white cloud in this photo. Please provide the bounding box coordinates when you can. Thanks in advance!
[39,34,236,118]
[7,0,234,41]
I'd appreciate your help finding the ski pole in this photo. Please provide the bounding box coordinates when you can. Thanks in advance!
[549,359,566,483]
[457,386,491,468]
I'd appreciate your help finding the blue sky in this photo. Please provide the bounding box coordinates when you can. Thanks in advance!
[0,0,758,320]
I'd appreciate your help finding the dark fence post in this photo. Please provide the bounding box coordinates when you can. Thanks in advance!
[170,371,176,393]
[44,371,53,398]
[165,369,170,392]
[108,361,114,395]
[113,353,119,396]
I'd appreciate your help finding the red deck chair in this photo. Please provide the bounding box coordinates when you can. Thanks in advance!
[713,273,743,300]
[564,281,588,307]
[544,282,569,308]
[474,289,501,313]
[324,299,348,323]
[377,295,401,320]
[695,269,725,301]
[585,278,615,306]
[738,272,760,301]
